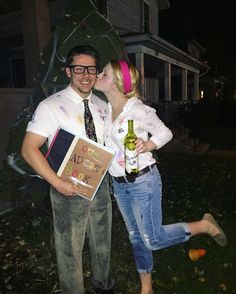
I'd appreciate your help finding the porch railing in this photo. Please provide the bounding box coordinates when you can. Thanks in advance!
[150,100,198,152]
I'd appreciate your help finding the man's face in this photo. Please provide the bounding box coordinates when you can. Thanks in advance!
[66,54,97,98]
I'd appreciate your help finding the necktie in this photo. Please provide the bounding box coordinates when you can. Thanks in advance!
[82,99,97,142]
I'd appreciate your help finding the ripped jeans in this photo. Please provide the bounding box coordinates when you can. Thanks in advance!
[112,165,190,274]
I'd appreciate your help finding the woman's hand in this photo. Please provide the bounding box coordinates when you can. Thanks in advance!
[135,138,157,153]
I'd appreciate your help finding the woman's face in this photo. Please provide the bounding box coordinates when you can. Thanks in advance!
[94,63,116,94]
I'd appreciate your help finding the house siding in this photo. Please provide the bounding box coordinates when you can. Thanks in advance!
[108,0,141,33]
[147,0,159,35]
[108,0,158,35]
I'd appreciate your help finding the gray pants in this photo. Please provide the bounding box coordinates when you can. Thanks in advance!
[50,176,114,293]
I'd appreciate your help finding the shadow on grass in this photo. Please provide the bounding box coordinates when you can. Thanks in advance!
[0,152,235,293]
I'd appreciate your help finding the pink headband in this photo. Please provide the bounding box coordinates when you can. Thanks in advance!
[118,60,131,94]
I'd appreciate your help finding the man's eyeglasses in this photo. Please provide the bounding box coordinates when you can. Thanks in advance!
[69,65,98,75]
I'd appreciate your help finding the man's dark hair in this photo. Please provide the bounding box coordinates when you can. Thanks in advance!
[66,45,99,67]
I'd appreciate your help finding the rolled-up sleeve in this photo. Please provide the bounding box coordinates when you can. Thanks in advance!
[26,102,59,146]
[141,107,173,150]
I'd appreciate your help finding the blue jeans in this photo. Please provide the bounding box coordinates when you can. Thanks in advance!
[112,165,190,274]
[50,176,114,293]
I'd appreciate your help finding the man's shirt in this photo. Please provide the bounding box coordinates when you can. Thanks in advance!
[27,85,108,146]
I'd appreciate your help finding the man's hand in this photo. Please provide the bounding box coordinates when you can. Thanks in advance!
[54,178,88,197]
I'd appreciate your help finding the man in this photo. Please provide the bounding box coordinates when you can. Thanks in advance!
[21,45,114,294]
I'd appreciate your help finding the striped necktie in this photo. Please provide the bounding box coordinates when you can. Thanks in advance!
[82,99,97,142]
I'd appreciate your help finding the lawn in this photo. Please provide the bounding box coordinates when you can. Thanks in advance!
[0,151,235,294]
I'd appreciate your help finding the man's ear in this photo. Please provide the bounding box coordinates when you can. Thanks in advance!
[65,67,71,78]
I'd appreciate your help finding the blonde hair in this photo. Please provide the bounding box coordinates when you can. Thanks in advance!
[110,60,141,98]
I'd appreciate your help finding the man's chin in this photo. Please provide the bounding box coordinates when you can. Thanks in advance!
[78,87,93,94]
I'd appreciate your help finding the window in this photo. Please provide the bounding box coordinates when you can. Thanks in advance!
[144,2,150,33]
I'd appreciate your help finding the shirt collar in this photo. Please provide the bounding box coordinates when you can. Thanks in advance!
[67,85,93,103]
[108,97,139,112]
[108,97,139,119]
[123,97,139,111]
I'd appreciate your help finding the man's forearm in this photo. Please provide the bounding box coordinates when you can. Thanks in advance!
[21,146,61,188]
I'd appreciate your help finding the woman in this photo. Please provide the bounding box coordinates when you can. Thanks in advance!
[94,60,227,294]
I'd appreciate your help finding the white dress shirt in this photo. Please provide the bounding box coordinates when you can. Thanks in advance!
[26,85,108,146]
[104,97,173,177]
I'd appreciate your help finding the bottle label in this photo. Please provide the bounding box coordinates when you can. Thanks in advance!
[125,149,138,174]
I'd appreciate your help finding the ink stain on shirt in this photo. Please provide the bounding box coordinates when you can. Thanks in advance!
[59,106,69,117]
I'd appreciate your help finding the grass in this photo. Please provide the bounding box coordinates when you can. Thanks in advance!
[0,151,235,294]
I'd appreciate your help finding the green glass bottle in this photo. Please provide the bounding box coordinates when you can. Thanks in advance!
[124,120,139,175]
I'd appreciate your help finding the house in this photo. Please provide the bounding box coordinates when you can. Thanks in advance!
[0,0,208,166]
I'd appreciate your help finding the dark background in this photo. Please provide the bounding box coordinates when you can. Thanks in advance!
[160,0,236,87]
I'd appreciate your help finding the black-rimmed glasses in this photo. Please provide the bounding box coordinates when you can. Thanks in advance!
[69,64,98,75]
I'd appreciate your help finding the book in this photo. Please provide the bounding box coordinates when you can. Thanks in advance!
[46,128,115,201]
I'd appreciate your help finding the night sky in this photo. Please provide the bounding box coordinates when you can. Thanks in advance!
[159,0,236,87]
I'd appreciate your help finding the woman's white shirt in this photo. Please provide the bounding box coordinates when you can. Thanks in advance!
[104,97,173,177]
